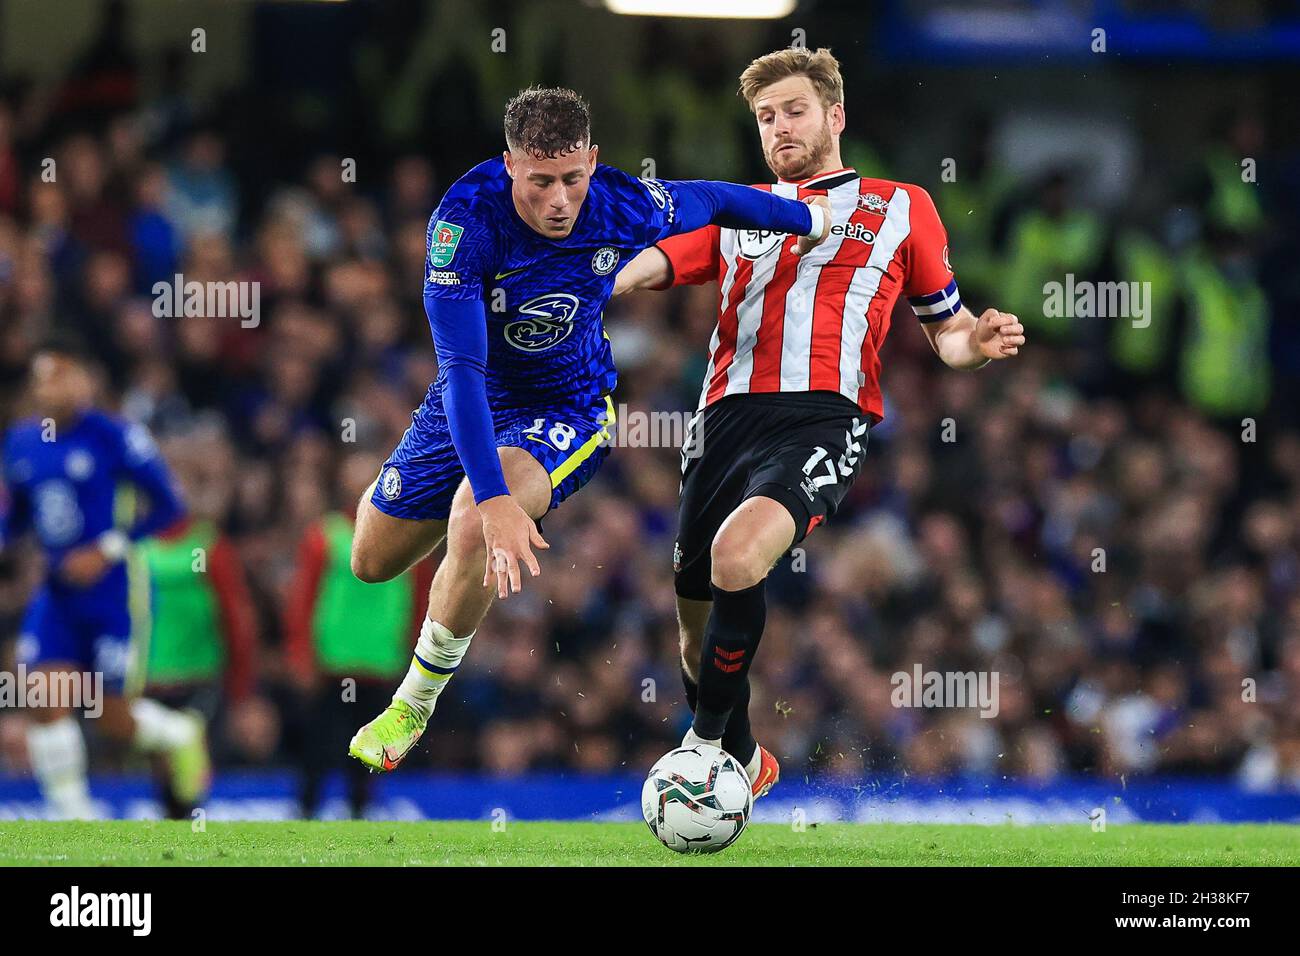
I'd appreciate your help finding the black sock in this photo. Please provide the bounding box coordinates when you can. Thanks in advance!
[680,664,699,712]
[685,640,755,764]
[721,677,755,766]
[693,581,766,741]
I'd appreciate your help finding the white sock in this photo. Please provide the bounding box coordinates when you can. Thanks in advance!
[130,698,199,753]
[394,618,474,721]
[26,717,96,820]
[744,745,763,781]
[681,727,722,750]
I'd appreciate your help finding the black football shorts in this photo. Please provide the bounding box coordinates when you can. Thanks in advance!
[673,391,870,600]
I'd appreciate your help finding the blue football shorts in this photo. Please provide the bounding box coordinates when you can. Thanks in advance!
[15,567,139,695]
[371,394,616,521]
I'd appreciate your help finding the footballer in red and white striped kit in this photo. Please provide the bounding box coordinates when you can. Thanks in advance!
[615,47,1025,798]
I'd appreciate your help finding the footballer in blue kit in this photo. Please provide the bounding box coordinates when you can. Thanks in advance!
[371,155,643,526]
[348,87,832,772]
[1,335,211,818]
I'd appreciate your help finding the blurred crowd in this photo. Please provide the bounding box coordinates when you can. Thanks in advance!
[1,5,1299,807]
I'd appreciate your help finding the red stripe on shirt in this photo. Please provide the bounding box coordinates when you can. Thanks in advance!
[705,254,753,405]
[747,235,801,392]
[807,181,879,392]
[855,252,907,416]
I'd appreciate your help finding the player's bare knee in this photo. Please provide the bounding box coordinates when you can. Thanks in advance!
[350,535,402,584]
[350,499,395,582]
[351,553,397,584]
[444,502,486,568]
[709,534,773,591]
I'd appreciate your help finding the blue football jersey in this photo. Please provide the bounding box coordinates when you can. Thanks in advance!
[1,410,182,586]
[422,158,686,409]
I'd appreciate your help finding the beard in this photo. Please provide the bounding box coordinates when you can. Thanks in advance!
[765,120,834,182]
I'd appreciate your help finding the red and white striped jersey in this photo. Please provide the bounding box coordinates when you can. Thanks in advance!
[656,168,962,422]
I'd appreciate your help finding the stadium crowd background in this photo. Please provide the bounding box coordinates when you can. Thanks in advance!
[1,0,1299,812]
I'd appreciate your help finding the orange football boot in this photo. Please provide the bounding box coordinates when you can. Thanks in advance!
[749,744,780,799]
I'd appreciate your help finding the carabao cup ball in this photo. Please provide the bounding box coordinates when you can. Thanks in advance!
[641,744,752,854]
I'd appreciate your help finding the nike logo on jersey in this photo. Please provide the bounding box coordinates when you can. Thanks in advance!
[494,265,529,281]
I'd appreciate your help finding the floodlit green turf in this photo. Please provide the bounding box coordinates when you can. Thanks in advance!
[1,820,1297,866]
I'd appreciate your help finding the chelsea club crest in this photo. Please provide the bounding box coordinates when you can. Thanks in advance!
[380,466,402,500]
[592,247,619,276]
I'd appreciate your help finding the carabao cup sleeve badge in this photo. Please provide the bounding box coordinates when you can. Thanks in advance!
[429,220,465,268]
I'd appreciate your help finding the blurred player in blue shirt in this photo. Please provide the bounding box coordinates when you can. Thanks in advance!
[348,87,831,772]
[1,334,210,818]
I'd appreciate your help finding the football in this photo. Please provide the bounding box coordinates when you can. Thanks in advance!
[641,745,753,853]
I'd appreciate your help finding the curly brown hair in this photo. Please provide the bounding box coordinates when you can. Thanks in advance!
[503,87,591,158]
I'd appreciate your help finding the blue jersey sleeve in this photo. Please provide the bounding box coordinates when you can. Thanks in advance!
[626,176,814,246]
[424,295,510,503]
[663,180,814,240]
[423,196,498,303]
[116,421,186,540]
[420,185,510,503]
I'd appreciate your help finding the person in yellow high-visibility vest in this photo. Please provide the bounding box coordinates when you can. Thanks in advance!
[1178,229,1271,420]
[284,451,433,818]
[1110,227,1180,380]
[933,113,1016,307]
[1002,170,1105,342]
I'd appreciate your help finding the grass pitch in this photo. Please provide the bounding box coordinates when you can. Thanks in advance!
[0,820,1296,866]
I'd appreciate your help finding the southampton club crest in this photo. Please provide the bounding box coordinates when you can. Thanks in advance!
[858,193,889,215]
[505,292,581,352]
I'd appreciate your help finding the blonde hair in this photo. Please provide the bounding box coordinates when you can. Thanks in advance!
[738,47,843,112]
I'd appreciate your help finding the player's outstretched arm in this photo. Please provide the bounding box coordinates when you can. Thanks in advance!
[921,306,1025,369]
[426,295,547,598]
[666,180,830,256]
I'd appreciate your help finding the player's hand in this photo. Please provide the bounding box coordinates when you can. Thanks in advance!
[59,543,113,587]
[478,495,549,599]
[794,195,832,257]
[974,309,1025,359]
